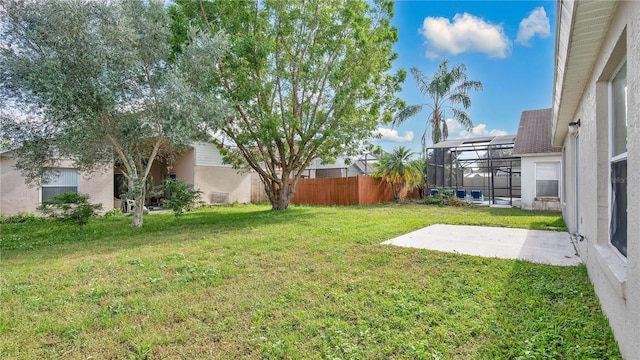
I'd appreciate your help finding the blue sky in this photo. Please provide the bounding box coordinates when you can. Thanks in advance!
[374,0,556,154]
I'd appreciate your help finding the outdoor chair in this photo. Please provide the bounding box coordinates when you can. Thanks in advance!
[430,189,439,196]
[456,190,467,199]
[471,190,483,202]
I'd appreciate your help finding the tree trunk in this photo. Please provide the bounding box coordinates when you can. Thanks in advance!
[129,177,146,228]
[264,170,297,210]
[131,197,144,227]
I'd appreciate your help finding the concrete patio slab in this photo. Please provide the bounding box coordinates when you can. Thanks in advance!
[382,224,581,266]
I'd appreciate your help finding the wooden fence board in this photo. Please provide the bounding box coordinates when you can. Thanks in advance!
[291,176,398,205]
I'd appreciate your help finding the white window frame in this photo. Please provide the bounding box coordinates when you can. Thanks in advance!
[608,59,627,258]
[535,161,560,198]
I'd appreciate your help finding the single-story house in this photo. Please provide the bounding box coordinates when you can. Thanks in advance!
[513,108,562,211]
[552,1,638,358]
[0,141,252,216]
[0,152,114,215]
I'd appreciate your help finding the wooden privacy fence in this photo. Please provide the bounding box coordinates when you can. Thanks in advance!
[291,176,402,206]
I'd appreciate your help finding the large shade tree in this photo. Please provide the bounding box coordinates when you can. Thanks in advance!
[393,60,483,153]
[169,0,405,210]
[0,0,228,227]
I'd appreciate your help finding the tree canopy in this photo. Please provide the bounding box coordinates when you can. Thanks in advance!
[169,0,405,210]
[0,0,228,226]
[393,60,483,154]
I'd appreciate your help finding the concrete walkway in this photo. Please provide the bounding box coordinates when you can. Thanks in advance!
[382,224,581,266]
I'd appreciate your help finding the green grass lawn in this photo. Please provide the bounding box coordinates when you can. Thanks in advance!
[1,204,620,359]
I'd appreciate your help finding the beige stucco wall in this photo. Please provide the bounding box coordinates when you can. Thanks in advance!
[194,166,252,204]
[560,2,640,358]
[0,156,41,215]
[0,156,113,216]
[172,148,195,184]
[520,154,561,210]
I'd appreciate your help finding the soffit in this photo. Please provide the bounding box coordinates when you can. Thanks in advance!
[551,0,618,146]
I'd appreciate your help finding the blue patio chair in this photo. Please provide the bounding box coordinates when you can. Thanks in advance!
[430,188,439,196]
[471,190,483,202]
[456,189,467,199]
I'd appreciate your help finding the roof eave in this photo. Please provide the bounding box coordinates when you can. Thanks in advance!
[551,0,618,147]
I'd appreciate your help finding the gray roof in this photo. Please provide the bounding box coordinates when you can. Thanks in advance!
[427,134,516,150]
[513,108,561,155]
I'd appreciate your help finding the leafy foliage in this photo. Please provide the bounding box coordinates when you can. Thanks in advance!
[169,0,405,210]
[0,0,228,227]
[393,60,483,152]
[373,146,423,201]
[0,212,44,224]
[421,195,470,207]
[162,178,203,219]
[37,192,102,229]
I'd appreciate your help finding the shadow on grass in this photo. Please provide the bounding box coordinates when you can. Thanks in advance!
[1,206,317,257]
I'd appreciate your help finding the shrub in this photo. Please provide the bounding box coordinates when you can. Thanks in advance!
[0,212,44,224]
[162,178,203,219]
[37,192,102,229]
[103,208,124,218]
[420,188,469,207]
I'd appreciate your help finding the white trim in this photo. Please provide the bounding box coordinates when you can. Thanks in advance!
[574,133,579,234]
[535,161,560,198]
[594,244,627,300]
[611,152,627,163]
[608,59,627,256]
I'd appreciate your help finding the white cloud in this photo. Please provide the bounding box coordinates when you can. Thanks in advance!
[445,119,508,139]
[516,7,551,46]
[376,127,415,142]
[419,13,511,59]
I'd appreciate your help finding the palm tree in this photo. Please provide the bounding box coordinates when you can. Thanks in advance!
[373,146,423,201]
[393,60,483,154]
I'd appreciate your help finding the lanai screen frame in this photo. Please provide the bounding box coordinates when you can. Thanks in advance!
[425,135,521,205]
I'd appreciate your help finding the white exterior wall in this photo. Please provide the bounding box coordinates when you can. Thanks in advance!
[520,154,561,211]
[560,2,640,358]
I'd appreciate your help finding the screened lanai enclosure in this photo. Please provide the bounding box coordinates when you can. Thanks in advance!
[426,135,521,206]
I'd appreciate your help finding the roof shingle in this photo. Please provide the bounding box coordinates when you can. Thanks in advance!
[513,108,562,155]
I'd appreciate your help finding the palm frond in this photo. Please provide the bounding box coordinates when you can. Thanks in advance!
[448,93,472,109]
[392,104,423,127]
[454,80,483,94]
[410,67,431,96]
[450,108,473,131]
[408,59,482,147]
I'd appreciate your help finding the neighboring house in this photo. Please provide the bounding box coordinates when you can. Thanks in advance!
[0,150,114,216]
[303,153,378,179]
[1,141,252,216]
[551,1,638,358]
[513,108,562,211]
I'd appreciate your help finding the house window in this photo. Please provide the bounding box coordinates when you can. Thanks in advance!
[610,61,627,257]
[535,162,559,197]
[41,168,79,201]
